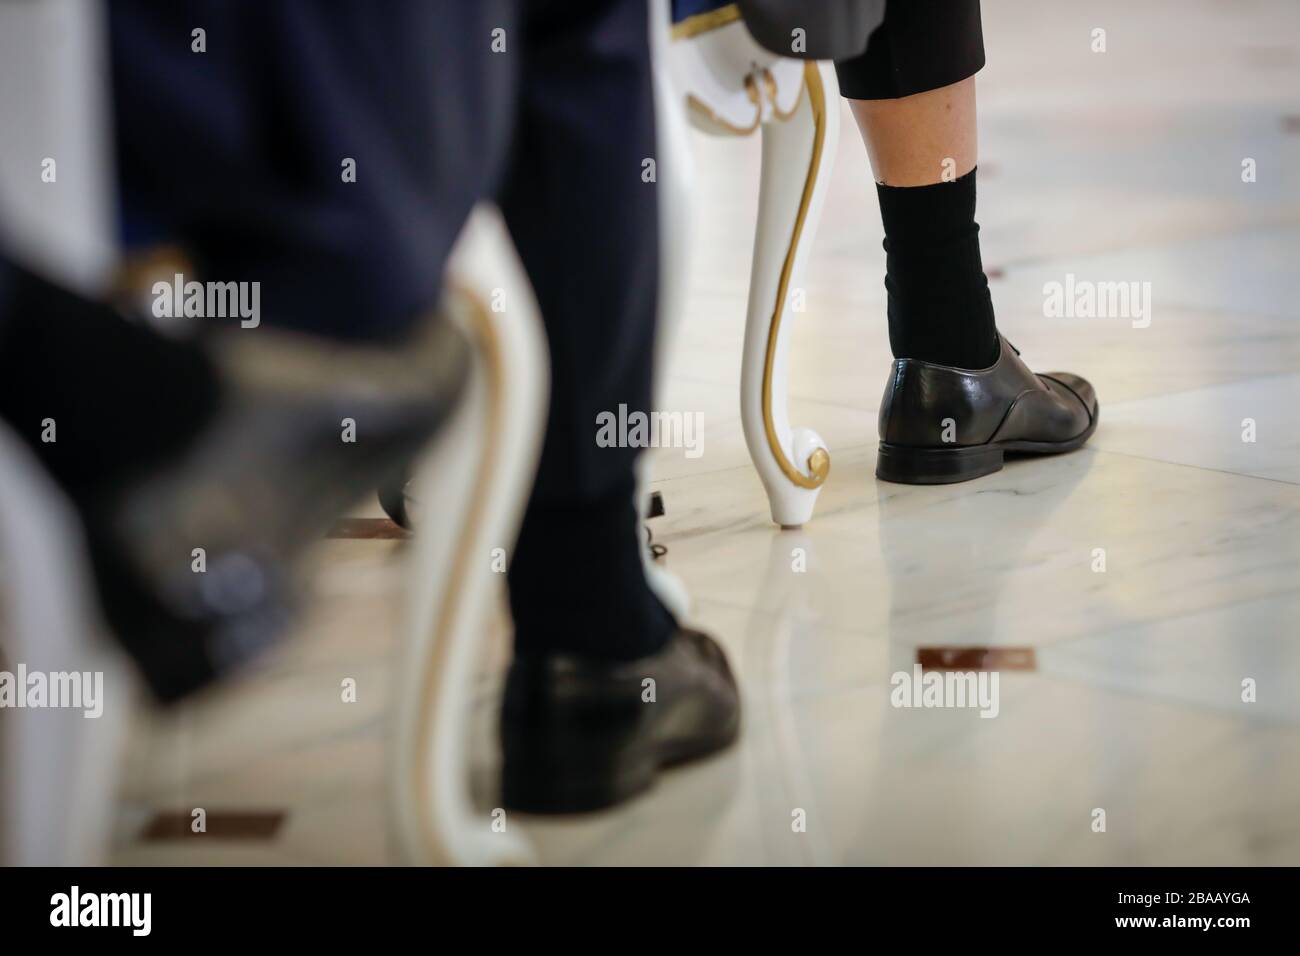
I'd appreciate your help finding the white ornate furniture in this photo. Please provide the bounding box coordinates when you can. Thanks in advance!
[664,2,839,528]
[384,3,840,534]
[0,429,136,866]
[389,212,548,867]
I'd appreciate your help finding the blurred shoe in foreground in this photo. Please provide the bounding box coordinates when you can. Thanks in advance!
[0,260,469,701]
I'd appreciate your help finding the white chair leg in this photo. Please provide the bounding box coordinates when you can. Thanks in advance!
[388,219,548,867]
[0,1,133,868]
[740,61,840,528]
[0,426,134,866]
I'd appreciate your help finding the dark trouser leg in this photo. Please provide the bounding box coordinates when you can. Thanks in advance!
[501,0,675,661]
[108,0,517,341]
[2,0,519,484]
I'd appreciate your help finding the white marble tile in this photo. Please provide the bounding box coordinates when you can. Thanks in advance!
[1092,374,1300,483]
[1038,593,1300,724]
[982,306,1300,405]
[649,445,1300,655]
[503,671,1300,865]
[979,0,1300,114]
[995,228,1300,324]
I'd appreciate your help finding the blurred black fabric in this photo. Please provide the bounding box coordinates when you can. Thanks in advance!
[0,258,222,500]
[496,0,676,659]
[109,0,518,342]
[112,0,675,667]
[736,0,884,60]
[834,0,985,100]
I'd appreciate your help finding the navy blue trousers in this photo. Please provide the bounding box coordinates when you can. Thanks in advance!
[110,0,674,660]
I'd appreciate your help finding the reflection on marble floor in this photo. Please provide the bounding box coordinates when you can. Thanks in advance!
[111,0,1300,865]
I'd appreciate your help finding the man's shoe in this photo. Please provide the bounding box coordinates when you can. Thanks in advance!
[875,335,1098,484]
[500,628,741,814]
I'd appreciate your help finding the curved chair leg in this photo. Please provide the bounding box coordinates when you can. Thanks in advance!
[389,219,548,867]
[0,427,134,866]
[740,62,840,528]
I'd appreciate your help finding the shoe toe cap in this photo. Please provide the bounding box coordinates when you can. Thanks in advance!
[1042,371,1097,419]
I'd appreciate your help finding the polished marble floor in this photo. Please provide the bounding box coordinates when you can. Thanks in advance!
[110,0,1300,865]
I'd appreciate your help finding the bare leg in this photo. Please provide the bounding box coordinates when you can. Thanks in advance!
[845,76,976,187]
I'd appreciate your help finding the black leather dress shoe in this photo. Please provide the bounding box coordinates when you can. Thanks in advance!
[501,628,741,814]
[875,335,1098,484]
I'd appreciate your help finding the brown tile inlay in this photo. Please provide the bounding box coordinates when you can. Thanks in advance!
[917,647,1036,672]
[1282,115,1300,135]
[326,517,410,539]
[141,811,286,841]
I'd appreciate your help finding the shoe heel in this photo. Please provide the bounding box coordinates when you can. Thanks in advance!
[876,442,1004,485]
[501,721,657,815]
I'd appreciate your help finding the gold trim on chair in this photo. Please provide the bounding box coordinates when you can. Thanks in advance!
[671,4,742,40]
[686,73,763,136]
[412,285,504,860]
[763,68,804,123]
[760,62,830,491]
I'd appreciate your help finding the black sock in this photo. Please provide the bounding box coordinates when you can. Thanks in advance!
[875,167,999,368]
[0,260,222,501]
[509,477,675,663]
